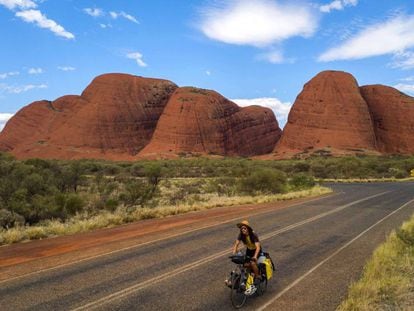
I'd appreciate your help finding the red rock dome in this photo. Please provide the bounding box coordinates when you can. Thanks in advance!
[360,85,414,154]
[273,71,378,157]
[139,87,282,157]
[0,73,177,160]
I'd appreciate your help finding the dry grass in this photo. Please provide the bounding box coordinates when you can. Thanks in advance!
[337,214,414,311]
[0,186,331,245]
[321,177,414,183]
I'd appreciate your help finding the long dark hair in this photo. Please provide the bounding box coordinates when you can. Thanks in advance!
[240,226,256,244]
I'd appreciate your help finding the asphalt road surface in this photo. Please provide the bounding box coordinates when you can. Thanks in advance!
[1,182,414,311]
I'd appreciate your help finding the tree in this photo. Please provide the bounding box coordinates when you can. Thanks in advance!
[144,163,162,187]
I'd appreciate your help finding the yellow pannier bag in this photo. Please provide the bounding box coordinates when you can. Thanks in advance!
[264,258,273,280]
[246,273,254,288]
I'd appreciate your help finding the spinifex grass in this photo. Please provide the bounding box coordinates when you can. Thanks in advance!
[338,214,414,311]
[0,186,331,245]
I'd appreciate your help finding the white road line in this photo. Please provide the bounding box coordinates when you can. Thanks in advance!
[255,198,414,311]
[0,192,337,284]
[70,191,390,311]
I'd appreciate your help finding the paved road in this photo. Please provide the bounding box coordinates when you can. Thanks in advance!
[1,182,414,311]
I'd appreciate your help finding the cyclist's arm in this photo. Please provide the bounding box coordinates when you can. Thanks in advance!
[253,242,261,260]
[233,240,241,254]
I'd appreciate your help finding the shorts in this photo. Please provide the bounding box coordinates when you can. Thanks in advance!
[246,248,265,263]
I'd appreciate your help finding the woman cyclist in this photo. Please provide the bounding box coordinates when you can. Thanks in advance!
[232,220,265,294]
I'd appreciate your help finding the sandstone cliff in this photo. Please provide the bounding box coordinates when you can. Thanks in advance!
[139,87,281,157]
[360,85,414,154]
[0,73,178,160]
[0,74,282,160]
[273,71,378,158]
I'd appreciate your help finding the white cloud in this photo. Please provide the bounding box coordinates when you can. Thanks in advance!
[400,76,414,82]
[110,11,139,24]
[394,83,414,95]
[28,67,43,74]
[127,52,147,67]
[57,66,75,71]
[0,71,19,79]
[199,0,318,47]
[0,113,14,130]
[232,97,292,127]
[0,83,47,94]
[16,9,75,39]
[319,14,414,62]
[205,70,211,76]
[99,23,112,29]
[320,0,358,13]
[0,0,36,10]
[256,50,295,64]
[83,8,104,17]
[392,51,414,70]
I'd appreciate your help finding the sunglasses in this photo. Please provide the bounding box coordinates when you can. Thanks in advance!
[240,227,248,231]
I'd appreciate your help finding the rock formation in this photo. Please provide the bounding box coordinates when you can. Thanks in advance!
[0,73,178,160]
[273,71,378,158]
[0,74,282,160]
[139,87,281,157]
[2,70,413,160]
[360,85,414,154]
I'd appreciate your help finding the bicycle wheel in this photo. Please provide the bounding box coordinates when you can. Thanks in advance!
[230,273,247,309]
[256,276,268,296]
[256,268,268,296]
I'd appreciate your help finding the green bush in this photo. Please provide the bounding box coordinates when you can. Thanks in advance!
[289,174,316,190]
[105,198,119,211]
[388,168,408,179]
[119,180,156,207]
[240,169,287,195]
[65,194,85,215]
[144,163,162,186]
[0,209,24,229]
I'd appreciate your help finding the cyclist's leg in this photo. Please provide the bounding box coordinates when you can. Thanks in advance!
[251,260,260,278]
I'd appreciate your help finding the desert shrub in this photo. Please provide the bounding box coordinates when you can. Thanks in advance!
[310,162,329,178]
[0,209,24,229]
[23,173,47,196]
[289,174,316,190]
[105,199,119,211]
[388,168,408,179]
[64,194,85,215]
[130,163,145,176]
[207,177,238,196]
[292,162,311,174]
[240,169,287,195]
[144,163,162,186]
[102,163,122,175]
[119,180,156,207]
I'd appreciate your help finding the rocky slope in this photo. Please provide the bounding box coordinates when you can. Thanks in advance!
[2,70,413,160]
[0,74,282,160]
[139,87,281,157]
[0,73,178,160]
[360,85,414,154]
[273,71,378,158]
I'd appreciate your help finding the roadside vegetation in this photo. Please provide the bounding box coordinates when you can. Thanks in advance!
[338,213,414,310]
[1,152,413,245]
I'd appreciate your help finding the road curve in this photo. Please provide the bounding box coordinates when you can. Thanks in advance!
[1,182,414,311]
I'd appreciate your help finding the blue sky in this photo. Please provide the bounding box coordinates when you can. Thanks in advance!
[1,0,414,130]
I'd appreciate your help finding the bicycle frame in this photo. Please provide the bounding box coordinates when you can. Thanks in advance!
[227,254,268,309]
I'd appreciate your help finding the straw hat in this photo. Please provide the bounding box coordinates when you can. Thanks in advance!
[237,220,252,230]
